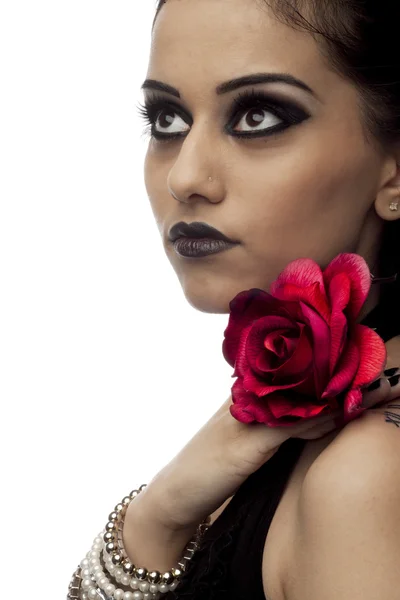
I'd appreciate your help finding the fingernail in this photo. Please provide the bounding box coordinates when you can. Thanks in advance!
[388,374,400,387]
[367,379,381,392]
[384,367,400,378]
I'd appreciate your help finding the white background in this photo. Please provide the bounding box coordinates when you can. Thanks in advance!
[0,2,233,596]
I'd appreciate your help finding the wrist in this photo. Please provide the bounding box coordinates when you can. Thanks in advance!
[139,466,209,532]
[123,485,199,573]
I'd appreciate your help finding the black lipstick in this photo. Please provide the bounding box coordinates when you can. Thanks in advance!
[168,221,239,244]
[168,222,239,258]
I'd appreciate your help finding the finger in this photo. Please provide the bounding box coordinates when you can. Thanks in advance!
[292,408,343,439]
[386,369,400,401]
[289,408,342,434]
[304,408,342,425]
[361,367,400,409]
[297,417,339,440]
[361,377,392,408]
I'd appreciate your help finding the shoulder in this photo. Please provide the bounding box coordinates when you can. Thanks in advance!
[302,408,400,500]
[285,409,400,600]
[303,408,400,495]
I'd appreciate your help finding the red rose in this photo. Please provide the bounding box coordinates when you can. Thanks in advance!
[222,254,386,427]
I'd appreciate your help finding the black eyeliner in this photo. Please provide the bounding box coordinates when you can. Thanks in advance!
[137,89,310,142]
[226,88,310,139]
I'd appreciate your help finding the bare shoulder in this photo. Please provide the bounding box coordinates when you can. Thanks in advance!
[302,407,400,499]
[283,407,400,600]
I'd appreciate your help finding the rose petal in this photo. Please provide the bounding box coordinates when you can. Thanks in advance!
[351,325,387,388]
[343,388,366,423]
[273,324,313,379]
[257,332,296,371]
[264,330,284,354]
[242,366,307,396]
[230,399,280,426]
[268,392,330,419]
[322,339,359,398]
[232,323,253,378]
[230,383,322,426]
[245,315,297,374]
[327,273,350,374]
[328,272,351,313]
[280,334,298,356]
[340,326,386,422]
[300,302,331,397]
[271,258,324,291]
[223,289,291,367]
[230,378,277,424]
[265,333,298,362]
[323,253,371,320]
[270,258,330,320]
[272,282,331,323]
[230,377,254,407]
[242,324,314,395]
[291,376,317,397]
[329,313,348,376]
[263,330,295,359]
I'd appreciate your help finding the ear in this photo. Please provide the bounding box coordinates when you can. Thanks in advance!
[375,155,400,222]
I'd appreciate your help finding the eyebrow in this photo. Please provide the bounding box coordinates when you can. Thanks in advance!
[141,72,317,99]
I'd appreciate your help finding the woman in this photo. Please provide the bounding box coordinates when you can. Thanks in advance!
[69,1,400,599]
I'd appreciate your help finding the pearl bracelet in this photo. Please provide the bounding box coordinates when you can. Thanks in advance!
[67,484,211,600]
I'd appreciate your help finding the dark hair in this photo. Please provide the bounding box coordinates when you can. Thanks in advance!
[152,0,400,335]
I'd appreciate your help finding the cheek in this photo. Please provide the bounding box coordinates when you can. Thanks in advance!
[283,111,381,222]
[230,132,378,267]
[144,149,157,200]
[144,149,170,229]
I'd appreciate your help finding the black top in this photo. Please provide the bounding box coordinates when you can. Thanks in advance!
[165,301,396,600]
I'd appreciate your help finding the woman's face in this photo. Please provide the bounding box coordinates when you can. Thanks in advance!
[143,0,393,314]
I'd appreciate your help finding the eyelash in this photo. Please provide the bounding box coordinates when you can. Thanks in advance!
[136,88,310,143]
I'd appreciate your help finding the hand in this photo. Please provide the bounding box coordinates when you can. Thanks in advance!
[359,367,400,415]
[299,366,400,434]
[136,367,400,537]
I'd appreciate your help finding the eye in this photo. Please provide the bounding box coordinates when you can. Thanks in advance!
[153,109,190,136]
[136,96,191,142]
[233,107,282,133]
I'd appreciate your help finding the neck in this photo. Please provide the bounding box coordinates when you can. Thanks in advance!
[358,281,381,323]
[358,281,400,370]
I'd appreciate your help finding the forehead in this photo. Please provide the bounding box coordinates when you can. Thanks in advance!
[148,0,326,90]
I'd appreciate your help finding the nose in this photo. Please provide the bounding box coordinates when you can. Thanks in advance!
[167,126,224,205]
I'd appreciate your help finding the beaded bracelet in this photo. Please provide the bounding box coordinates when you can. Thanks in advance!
[67,484,211,600]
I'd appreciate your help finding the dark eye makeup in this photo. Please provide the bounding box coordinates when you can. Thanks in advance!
[136,88,311,143]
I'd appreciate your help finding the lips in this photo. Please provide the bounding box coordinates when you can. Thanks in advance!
[168,221,239,244]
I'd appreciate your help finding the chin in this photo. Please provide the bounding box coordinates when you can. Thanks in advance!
[180,278,246,314]
[187,296,231,314]
[181,287,230,314]
[173,258,274,314]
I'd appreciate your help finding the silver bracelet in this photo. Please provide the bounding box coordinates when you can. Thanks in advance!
[67,484,211,599]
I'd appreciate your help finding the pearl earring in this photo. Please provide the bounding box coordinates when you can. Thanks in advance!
[390,200,399,212]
